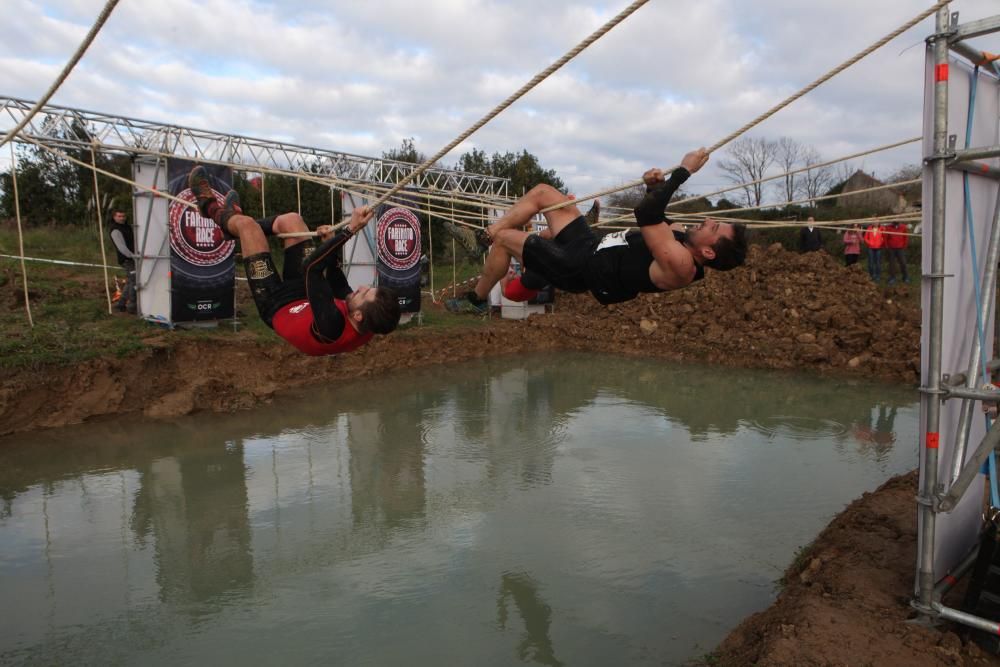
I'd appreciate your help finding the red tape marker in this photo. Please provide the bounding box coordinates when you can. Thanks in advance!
[935,63,949,82]
[927,432,940,449]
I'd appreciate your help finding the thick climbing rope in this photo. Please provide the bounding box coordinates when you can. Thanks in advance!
[594,178,923,227]
[0,0,121,149]
[368,0,652,210]
[541,0,950,214]
[8,144,33,327]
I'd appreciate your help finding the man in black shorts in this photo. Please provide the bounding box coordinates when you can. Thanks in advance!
[188,167,400,355]
[444,148,748,312]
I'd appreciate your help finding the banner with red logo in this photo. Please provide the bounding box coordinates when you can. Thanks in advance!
[375,205,421,313]
[166,160,236,321]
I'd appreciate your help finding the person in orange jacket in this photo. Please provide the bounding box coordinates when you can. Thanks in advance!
[863,223,885,282]
[884,221,909,284]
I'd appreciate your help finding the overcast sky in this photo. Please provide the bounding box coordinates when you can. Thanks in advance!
[1,0,998,200]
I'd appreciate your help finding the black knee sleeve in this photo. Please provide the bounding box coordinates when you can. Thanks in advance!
[256,215,279,237]
[243,252,281,317]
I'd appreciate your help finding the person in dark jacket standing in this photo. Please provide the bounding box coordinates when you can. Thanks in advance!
[108,202,137,313]
[799,217,823,253]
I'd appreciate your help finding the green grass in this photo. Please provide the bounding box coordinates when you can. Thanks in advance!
[0,225,490,369]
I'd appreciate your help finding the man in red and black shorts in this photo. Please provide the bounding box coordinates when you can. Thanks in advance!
[188,166,401,355]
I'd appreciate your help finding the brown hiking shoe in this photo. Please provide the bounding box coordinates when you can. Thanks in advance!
[188,166,216,216]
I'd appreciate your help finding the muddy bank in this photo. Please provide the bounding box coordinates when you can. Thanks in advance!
[710,471,1000,667]
[0,244,920,437]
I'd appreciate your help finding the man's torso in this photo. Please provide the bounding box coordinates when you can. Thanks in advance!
[585,229,702,304]
[271,298,373,356]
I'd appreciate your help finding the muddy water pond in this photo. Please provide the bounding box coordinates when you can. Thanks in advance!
[0,353,917,666]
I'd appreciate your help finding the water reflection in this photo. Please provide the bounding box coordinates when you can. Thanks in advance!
[0,354,918,666]
[498,572,563,667]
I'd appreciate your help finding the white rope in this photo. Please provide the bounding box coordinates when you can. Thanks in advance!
[8,144,33,327]
[90,143,114,314]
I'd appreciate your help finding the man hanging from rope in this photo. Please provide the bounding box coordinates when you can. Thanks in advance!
[188,167,401,355]
[445,148,748,313]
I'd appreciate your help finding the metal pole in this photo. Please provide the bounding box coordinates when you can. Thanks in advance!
[950,182,1000,483]
[917,5,953,613]
[939,418,1000,511]
[260,173,266,218]
[932,544,978,599]
[933,602,1000,633]
[951,144,1000,163]
[296,176,301,215]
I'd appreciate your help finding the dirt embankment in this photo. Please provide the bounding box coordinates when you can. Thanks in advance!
[0,244,919,437]
[711,471,1000,667]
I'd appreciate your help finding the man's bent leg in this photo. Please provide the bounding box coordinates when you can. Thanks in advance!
[487,185,582,242]
[270,213,311,249]
[226,214,270,256]
[447,229,531,313]
[473,229,529,300]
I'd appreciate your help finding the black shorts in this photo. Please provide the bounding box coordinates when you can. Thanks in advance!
[521,216,596,293]
[249,241,312,327]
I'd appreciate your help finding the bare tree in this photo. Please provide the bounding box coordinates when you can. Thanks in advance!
[774,137,804,203]
[717,136,778,207]
[606,183,647,209]
[799,146,835,203]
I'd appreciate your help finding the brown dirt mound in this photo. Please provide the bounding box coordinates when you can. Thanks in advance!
[544,244,919,384]
[710,470,1000,667]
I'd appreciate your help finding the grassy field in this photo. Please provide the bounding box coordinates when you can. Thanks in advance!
[0,225,489,369]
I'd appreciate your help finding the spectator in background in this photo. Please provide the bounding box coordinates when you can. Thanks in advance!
[108,201,137,314]
[863,222,885,282]
[885,221,910,285]
[842,224,861,267]
[799,216,823,253]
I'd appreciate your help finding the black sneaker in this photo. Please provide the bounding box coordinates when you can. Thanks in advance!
[445,292,488,315]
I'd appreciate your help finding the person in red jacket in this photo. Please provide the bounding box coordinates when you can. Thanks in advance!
[863,223,885,283]
[187,166,400,355]
[884,221,909,284]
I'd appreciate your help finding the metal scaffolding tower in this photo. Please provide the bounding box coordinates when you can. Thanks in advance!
[916,8,1000,633]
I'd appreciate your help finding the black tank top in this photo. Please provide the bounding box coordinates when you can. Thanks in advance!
[585,229,704,305]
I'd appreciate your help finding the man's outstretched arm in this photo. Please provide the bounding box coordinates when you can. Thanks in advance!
[305,207,373,342]
[633,148,709,288]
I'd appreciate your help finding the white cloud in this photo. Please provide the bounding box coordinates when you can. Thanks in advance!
[1,0,998,200]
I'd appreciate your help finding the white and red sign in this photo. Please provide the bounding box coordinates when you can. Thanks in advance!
[376,207,421,272]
